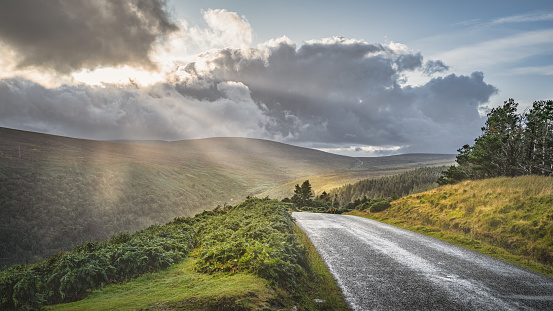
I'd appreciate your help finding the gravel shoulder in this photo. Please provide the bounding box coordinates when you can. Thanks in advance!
[293,212,553,311]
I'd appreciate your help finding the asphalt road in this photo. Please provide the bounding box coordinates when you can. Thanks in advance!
[293,212,553,311]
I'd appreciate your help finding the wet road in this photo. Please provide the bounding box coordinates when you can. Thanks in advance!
[293,212,553,311]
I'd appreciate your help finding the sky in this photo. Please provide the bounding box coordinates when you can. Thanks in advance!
[0,0,552,156]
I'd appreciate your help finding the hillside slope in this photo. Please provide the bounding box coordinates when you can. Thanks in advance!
[0,126,452,267]
[350,175,553,275]
[0,127,355,267]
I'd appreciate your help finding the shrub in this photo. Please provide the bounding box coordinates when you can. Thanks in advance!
[0,220,195,310]
[194,198,307,289]
[369,200,391,213]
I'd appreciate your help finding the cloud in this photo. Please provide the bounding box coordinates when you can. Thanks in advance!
[396,53,423,72]
[0,8,498,155]
[318,145,403,157]
[437,29,553,71]
[511,65,553,76]
[0,0,177,74]
[168,36,496,153]
[188,9,253,52]
[489,12,553,25]
[0,78,271,141]
[456,12,553,28]
[423,60,449,75]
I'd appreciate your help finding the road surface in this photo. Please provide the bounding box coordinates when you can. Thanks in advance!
[293,212,553,310]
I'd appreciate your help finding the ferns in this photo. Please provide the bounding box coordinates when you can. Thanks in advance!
[194,198,307,289]
[0,221,194,310]
[0,198,309,310]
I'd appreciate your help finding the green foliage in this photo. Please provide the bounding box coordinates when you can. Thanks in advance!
[437,165,468,185]
[441,99,553,183]
[194,198,307,289]
[0,220,194,310]
[368,200,392,213]
[291,180,314,208]
[330,166,446,207]
[1,198,314,309]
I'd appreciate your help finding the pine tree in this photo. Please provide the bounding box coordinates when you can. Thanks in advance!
[291,180,314,207]
[438,98,553,183]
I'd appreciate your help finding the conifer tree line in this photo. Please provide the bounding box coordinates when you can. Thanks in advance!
[330,166,446,207]
[283,166,446,213]
[438,99,553,185]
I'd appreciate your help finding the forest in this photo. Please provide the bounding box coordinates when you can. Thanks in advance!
[284,166,446,213]
[439,99,553,184]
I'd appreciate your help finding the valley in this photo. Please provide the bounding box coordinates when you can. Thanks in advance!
[0,127,454,267]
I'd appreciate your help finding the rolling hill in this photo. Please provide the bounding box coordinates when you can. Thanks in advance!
[0,126,454,266]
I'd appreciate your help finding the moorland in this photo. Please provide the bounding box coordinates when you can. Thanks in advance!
[0,126,454,267]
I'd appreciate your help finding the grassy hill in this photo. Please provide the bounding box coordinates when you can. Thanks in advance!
[1,198,348,311]
[349,175,553,276]
[0,126,452,267]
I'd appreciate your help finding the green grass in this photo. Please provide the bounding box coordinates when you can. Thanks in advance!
[292,225,351,310]
[46,258,276,311]
[347,175,553,277]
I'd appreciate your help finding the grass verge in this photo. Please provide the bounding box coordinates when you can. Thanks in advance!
[46,257,276,311]
[46,226,350,311]
[345,176,553,278]
[291,224,351,310]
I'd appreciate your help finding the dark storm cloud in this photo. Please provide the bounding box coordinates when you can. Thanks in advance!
[395,53,423,71]
[172,38,497,153]
[0,0,177,73]
[423,59,450,75]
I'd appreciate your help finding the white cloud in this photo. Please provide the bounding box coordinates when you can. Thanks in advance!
[490,12,553,25]
[317,145,404,157]
[187,9,252,52]
[437,29,553,72]
[455,12,553,28]
[511,65,553,76]
[0,78,272,141]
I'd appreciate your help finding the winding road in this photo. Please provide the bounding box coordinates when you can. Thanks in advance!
[293,212,553,310]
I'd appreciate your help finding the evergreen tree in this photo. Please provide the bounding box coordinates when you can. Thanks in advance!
[524,100,553,175]
[439,98,553,183]
[291,180,314,207]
